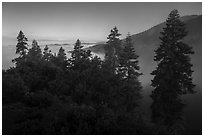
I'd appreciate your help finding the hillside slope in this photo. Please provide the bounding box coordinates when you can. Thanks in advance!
[87,15,202,86]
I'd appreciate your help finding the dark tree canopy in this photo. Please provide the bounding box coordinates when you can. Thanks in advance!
[3,28,150,135]
[150,9,195,134]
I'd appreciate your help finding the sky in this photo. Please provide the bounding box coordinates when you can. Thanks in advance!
[2,2,202,44]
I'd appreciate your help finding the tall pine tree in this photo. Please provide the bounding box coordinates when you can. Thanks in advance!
[118,33,143,112]
[71,39,84,61]
[13,30,28,66]
[104,26,122,73]
[15,30,28,57]
[150,9,195,134]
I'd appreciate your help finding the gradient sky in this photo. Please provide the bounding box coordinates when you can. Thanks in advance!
[2,2,202,43]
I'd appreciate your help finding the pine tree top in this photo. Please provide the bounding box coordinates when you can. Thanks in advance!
[17,30,28,42]
[74,39,83,50]
[107,26,121,43]
[58,47,66,57]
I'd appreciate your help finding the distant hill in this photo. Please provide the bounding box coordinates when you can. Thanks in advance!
[87,15,202,87]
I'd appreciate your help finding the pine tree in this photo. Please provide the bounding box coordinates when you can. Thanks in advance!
[57,47,67,62]
[15,30,28,57]
[150,9,195,134]
[12,30,28,66]
[43,45,52,61]
[118,33,143,111]
[27,40,42,61]
[69,39,92,71]
[104,26,122,73]
[119,33,142,81]
[71,39,84,60]
[53,47,67,70]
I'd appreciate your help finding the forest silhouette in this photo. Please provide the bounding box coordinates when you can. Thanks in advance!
[2,10,195,135]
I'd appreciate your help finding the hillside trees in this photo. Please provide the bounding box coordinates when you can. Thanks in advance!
[3,28,150,135]
[99,28,145,133]
[150,9,195,134]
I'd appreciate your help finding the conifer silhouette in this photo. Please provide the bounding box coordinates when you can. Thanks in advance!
[150,9,195,134]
